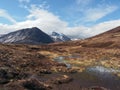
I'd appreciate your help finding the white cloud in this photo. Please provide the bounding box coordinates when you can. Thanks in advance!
[0,6,68,34]
[0,5,120,39]
[91,19,120,35]
[76,0,93,6]
[83,5,118,22]
[64,19,120,39]
[0,9,17,24]
[18,0,30,9]
[18,0,30,3]
[69,0,118,25]
[63,26,91,38]
[25,5,68,34]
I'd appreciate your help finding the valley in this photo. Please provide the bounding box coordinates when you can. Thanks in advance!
[0,42,119,90]
[0,26,120,90]
[0,0,120,89]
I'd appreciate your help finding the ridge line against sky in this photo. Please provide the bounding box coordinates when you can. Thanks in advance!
[0,0,120,38]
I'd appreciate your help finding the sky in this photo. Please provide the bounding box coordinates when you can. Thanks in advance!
[0,0,120,38]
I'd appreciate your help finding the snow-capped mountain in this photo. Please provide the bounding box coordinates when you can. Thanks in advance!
[0,27,54,44]
[51,32,71,42]
[0,34,4,37]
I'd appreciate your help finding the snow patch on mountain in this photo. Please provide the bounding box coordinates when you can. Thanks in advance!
[51,32,71,42]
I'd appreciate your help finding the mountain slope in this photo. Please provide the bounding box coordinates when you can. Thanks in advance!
[0,27,54,44]
[51,32,71,42]
[81,26,120,48]
[51,26,120,48]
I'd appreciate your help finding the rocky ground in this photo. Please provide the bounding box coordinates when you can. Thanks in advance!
[0,43,119,90]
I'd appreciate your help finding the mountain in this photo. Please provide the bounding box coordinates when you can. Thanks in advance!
[51,32,71,42]
[52,26,120,48]
[0,27,54,44]
[81,26,120,48]
[0,34,4,37]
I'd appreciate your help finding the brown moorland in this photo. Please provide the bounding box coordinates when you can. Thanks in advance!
[0,26,120,90]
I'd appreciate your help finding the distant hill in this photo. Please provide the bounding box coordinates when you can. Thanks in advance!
[81,26,120,48]
[51,26,120,48]
[51,32,71,42]
[0,27,54,44]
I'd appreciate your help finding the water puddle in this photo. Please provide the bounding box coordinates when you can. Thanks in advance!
[54,56,71,68]
[53,56,120,90]
[85,66,120,79]
[53,55,120,78]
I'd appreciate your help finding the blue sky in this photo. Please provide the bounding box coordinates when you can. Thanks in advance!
[0,0,120,38]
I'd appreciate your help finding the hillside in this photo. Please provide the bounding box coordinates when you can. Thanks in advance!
[81,26,120,48]
[0,27,54,44]
[0,26,120,90]
[51,26,120,48]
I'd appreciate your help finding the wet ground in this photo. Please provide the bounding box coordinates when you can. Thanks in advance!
[53,56,120,90]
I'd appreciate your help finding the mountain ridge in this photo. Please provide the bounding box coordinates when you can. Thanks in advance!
[51,31,71,42]
[51,26,120,48]
[0,27,54,44]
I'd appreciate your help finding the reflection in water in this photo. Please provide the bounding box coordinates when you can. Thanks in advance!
[54,56,120,79]
[87,66,120,73]
[86,66,120,79]
[54,56,71,68]
[53,56,120,90]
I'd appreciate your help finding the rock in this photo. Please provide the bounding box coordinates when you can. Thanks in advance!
[0,67,30,80]
[53,75,73,84]
[4,81,26,90]
[0,78,10,84]
[0,68,14,79]
[21,78,52,90]
[17,72,29,79]
[67,68,78,73]
[0,68,7,78]
[89,86,110,90]
[39,69,52,74]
